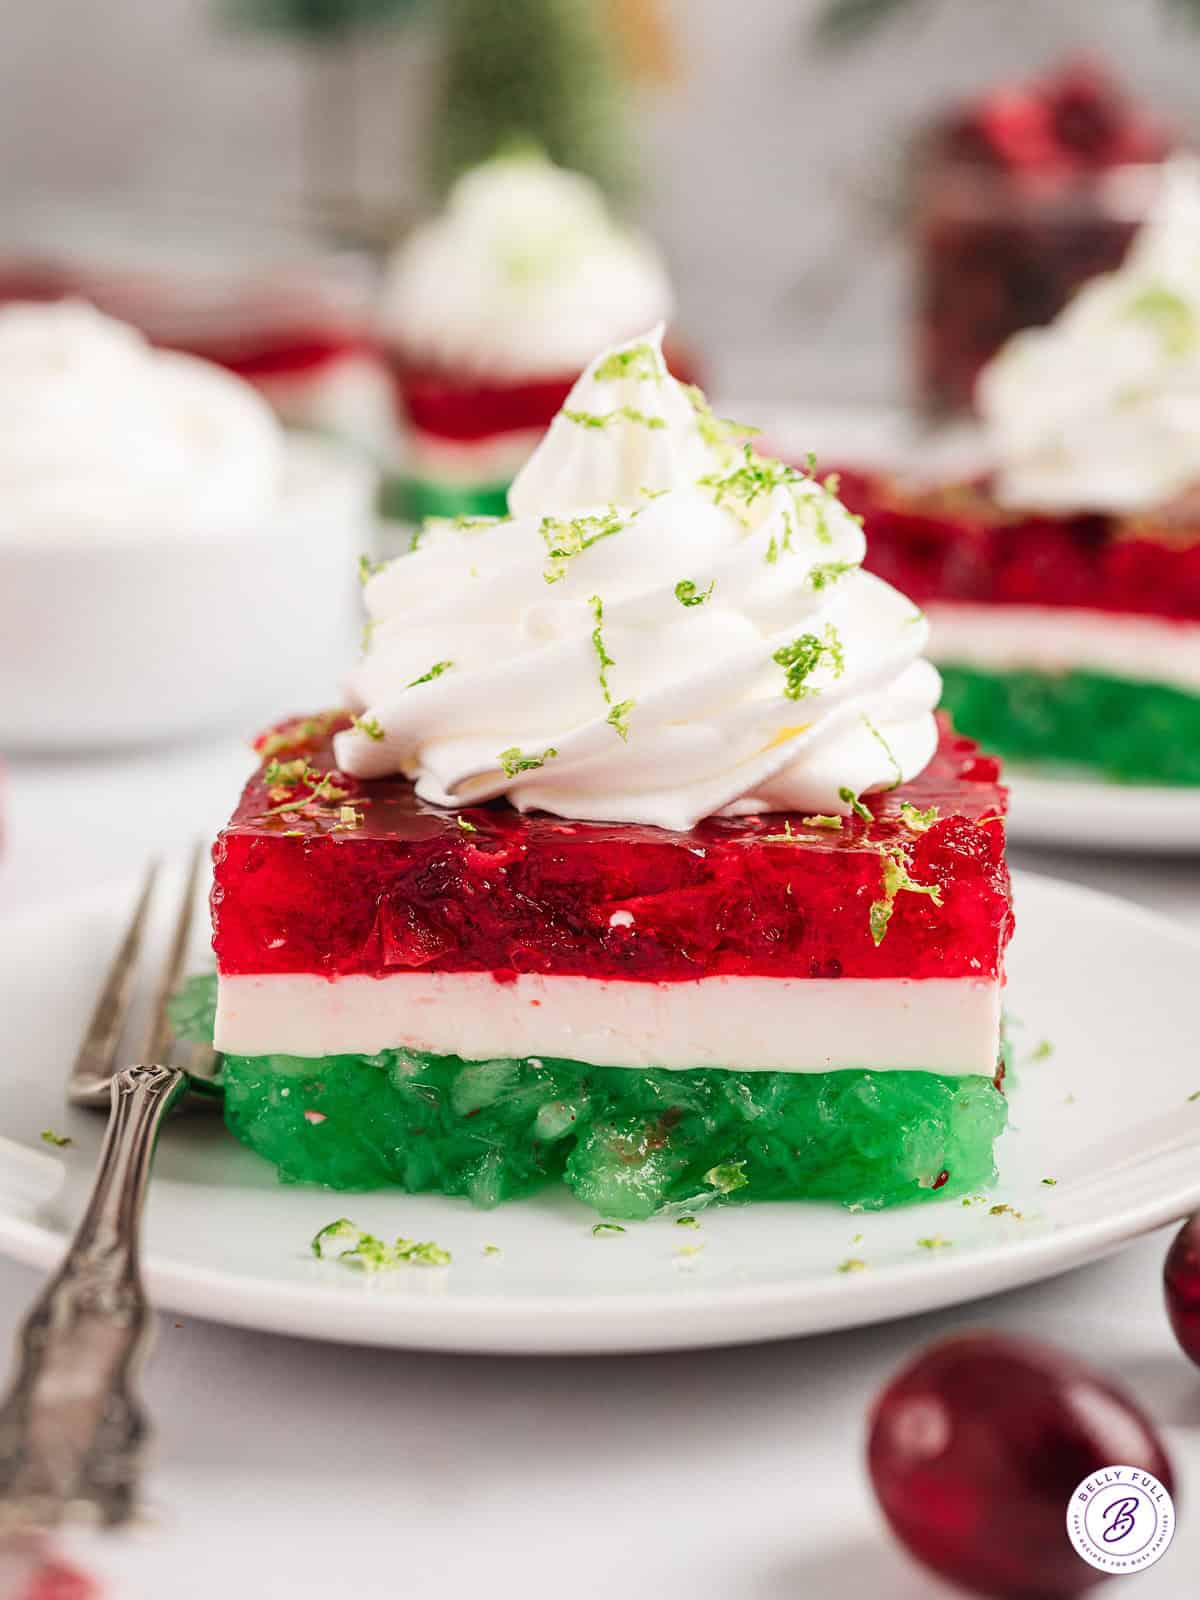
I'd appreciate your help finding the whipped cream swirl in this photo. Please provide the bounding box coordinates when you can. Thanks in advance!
[336,329,940,830]
[0,300,285,538]
[979,157,1200,514]
[379,149,673,380]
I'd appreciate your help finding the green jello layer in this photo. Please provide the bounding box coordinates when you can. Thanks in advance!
[221,1050,1006,1219]
[938,664,1200,786]
[378,473,511,524]
[171,977,1008,1218]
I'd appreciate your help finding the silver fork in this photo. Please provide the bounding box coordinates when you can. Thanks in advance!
[0,845,220,1531]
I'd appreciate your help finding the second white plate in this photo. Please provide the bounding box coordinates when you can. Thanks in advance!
[1005,770,1200,854]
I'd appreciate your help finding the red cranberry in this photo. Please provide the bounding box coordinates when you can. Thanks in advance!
[1047,63,1126,167]
[868,1331,1173,1598]
[23,1563,100,1600]
[973,91,1061,174]
[0,1536,101,1600]
[1164,1213,1200,1366]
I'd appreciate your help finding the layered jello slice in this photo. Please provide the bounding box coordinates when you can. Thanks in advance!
[379,149,679,522]
[198,327,1015,1219]
[841,471,1200,786]
[202,712,1012,1218]
[844,157,1200,787]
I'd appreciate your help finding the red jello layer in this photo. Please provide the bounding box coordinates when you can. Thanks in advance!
[391,341,702,444]
[395,365,579,443]
[165,330,377,381]
[837,470,1200,623]
[0,265,375,380]
[211,714,1012,984]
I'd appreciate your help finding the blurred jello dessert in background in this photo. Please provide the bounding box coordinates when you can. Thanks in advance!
[0,202,393,456]
[0,301,375,749]
[187,330,1015,1220]
[379,147,693,521]
[915,59,1174,414]
[843,159,1200,787]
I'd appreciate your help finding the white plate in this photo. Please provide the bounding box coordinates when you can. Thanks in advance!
[2,869,1198,1355]
[1005,770,1200,854]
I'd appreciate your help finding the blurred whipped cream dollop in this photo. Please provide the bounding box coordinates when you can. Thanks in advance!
[335,328,940,831]
[980,157,1200,514]
[0,300,285,537]
[379,149,673,380]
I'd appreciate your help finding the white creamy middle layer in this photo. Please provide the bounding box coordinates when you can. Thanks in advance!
[927,603,1200,694]
[405,425,546,487]
[215,972,1001,1076]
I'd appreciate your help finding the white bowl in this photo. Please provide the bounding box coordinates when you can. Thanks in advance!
[0,437,376,750]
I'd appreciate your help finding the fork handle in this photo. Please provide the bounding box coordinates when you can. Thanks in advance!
[0,1063,186,1528]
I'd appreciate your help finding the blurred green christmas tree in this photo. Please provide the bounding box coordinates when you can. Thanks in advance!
[218,0,646,217]
[431,0,632,197]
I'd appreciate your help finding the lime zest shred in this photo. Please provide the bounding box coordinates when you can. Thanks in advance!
[499,745,558,779]
[352,715,385,742]
[40,1128,72,1149]
[588,594,615,701]
[837,1258,867,1273]
[563,405,666,431]
[593,343,663,383]
[807,560,858,591]
[869,844,944,946]
[400,1239,453,1266]
[839,786,873,823]
[263,757,310,787]
[862,715,903,790]
[606,700,635,741]
[588,594,635,739]
[684,383,761,457]
[455,814,478,834]
[312,1218,451,1270]
[263,767,351,817]
[802,813,843,830]
[592,1222,626,1237]
[1125,282,1199,357]
[408,660,454,688]
[539,508,626,584]
[773,624,844,699]
[699,443,801,521]
[899,802,939,833]
[311,1218,360,1259]
[674,578,715,607]
[758,821,813,845]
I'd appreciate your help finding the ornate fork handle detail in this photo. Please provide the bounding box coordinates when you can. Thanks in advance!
[0,1064,187,1529]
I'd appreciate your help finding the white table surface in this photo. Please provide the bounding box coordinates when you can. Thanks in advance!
[3,739,1200,1600]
